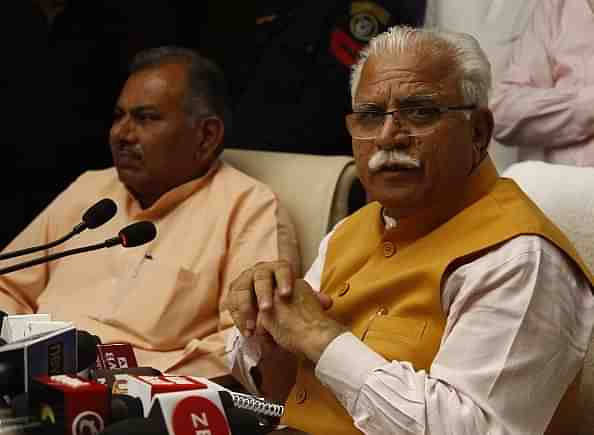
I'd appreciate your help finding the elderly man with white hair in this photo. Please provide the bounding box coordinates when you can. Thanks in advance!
[225,26,594,435]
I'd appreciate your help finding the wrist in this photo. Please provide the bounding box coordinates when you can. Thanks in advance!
[302,319,348,363]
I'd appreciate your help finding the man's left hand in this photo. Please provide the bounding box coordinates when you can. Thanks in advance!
[258,279,347,363]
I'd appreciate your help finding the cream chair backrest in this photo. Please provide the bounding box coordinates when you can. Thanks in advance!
[503,161,594,435]
[222,149,359,275]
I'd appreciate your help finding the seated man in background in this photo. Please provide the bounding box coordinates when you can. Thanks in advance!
[0,47,299,378]
[225,26,594,434]
[491,0,594,166]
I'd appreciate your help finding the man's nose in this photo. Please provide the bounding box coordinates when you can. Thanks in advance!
[375,114,412,150]
[111,116,136,144]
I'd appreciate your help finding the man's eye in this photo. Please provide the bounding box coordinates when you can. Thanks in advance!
[136,113,160,122]
[355,112,383,124]
[404,107,441,123]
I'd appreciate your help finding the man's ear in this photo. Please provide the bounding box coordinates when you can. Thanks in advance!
[195,116,225,164]
[471,108,494,165]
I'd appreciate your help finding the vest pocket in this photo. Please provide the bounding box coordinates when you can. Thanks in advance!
[362,315,428,363]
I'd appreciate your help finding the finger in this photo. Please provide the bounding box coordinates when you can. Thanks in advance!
[316,292,333,310]
[253,266,276,311]
[228,269,258,336]
[274,261,294,297]
[255,312,270,337]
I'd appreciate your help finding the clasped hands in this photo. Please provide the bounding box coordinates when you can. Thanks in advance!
[224,260,347,363]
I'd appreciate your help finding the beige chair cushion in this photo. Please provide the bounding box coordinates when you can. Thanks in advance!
[503,161,594,434]
[222,149,358,275]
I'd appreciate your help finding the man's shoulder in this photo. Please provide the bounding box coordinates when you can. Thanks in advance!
[476,235,566,268]
[67,167,119,193]
[452,235,586,290]
[214,161,278,199]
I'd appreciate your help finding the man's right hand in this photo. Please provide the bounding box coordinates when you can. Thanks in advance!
[225,260,295,337]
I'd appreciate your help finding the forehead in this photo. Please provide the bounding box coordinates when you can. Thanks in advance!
[355,48,461,106]
[118,63,187,108]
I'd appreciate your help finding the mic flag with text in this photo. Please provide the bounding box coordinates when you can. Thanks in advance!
[0,327,77,395]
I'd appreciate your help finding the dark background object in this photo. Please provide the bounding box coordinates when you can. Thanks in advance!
[0,0,426,249]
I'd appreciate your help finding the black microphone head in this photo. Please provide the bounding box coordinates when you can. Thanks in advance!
[118,221,157,248]
[111,395,144,423]
[82,199,117,230]
[98,417,167,435]
[0,362,21,395]
[10,391,30,418]
[76,330,101,371]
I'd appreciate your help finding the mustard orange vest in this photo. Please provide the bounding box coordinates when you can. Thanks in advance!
[282,158,593,435]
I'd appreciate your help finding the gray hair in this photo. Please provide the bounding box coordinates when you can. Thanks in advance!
[129,46,232,133]
[351,26,492,108]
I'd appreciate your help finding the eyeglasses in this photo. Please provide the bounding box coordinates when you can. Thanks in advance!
[345,104,476,139]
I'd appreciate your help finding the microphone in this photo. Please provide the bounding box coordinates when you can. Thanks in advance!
[9,375,110,434]
[95,343,138,370]
[104,221,157,249]
[0,198,117,261]
[117,375,211,415]
[7,386,146,434]
[1,314,65,343]
[0,328,99,397]
[0,221,157,276]
[0,327,78,396]
[91,367,162,394]
[80,199,118,231]
[109,394,145,425]
[89,343,166,396]
[147,386,283,435]
[98,417,167,435]
[76,331,102,374]
[118,375,282,434]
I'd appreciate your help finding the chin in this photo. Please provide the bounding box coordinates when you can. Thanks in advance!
[378,198,426,214]
[368,184,426,208]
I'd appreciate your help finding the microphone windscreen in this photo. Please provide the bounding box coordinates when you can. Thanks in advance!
[10,391,29,418]
[0,362,19,393]
[76,330,101,371]
[99,417,167,435]
[111,395,144,422]
[82,199,117,230]
[118,221,157,248]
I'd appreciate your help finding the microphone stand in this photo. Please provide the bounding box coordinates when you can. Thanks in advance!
[0,226,84,261]
[0,237,120,276]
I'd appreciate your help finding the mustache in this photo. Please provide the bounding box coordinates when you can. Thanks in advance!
[117,143,144,158]
[368,150,422,172]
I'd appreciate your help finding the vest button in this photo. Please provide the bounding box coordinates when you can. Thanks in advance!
[382,241,396,257]
[295,388,307,404]
[338,282,350,297]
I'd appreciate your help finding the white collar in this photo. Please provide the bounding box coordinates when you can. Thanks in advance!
[382,208,398,230]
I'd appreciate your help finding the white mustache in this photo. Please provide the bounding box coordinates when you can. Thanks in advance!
[368,150,422,172]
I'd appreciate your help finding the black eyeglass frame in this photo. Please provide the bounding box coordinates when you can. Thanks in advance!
[346,103,478,138]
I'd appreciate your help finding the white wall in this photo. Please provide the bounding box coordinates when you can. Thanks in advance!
[427,0,538,172]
